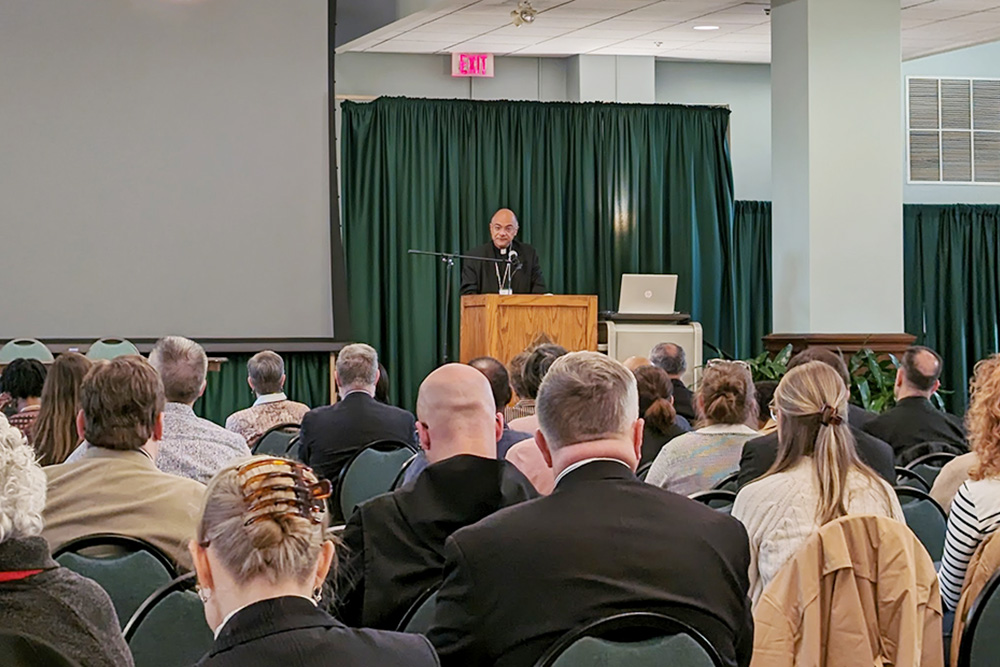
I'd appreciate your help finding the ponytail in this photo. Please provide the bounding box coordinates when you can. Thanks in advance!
[643,398,677,434]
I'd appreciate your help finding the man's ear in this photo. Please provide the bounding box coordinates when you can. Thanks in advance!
[76,410,86,441]
[246,377,254,392]
[895,368,905,388]
[279,373,287,390]
[494,413,503,443]
[199,379,207,399]
[535,429,553,468]
[931,379,941,395]
[631,418,644,470]
[416,421,431,453]
[153,412,165,441]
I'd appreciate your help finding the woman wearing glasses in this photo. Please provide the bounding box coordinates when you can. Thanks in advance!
[731,362,902,604]
[190,456,439,666]
[646,359,759,494]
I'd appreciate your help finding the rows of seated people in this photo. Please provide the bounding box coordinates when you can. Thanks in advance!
[0,332,996,666]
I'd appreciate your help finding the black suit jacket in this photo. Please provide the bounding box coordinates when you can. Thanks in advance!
[460,240,547,295]
[427,461,753,667]
[300,392,417,519]
[335,455,537,631]
[672,379,697,421]
[737,427,896,490]
[196,596,439,667]
[861,396,967,457]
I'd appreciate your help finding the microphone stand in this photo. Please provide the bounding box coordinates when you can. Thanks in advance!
[408,249,510,365]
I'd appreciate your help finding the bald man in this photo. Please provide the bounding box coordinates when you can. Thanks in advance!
[460,208,547,295]
[862,345,967,456]
[333,364,537,631]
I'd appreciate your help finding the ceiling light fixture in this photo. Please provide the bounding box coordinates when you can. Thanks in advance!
[693,25,720,31]
[511,1,537,27]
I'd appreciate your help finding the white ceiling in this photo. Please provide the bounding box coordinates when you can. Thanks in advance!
[337,0,1000,64]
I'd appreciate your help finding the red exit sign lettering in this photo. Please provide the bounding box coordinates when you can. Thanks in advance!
[451,52,494,78]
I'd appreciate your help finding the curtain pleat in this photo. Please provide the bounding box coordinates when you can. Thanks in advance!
[733,201,773,358]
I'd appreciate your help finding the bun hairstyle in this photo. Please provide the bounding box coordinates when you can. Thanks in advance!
[196,456,333,586]
[697,361,757,426]
[634,366,677,434]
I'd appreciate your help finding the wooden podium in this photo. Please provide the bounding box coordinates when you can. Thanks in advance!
[460,294,598,364]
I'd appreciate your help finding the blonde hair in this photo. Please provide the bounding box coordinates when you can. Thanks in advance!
[767,361,887,525]
[196,456,331,586]
[0,415,46,544]
[32,353,92,466]
[967,355,1000,481]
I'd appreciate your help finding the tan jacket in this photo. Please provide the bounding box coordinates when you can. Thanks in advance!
[43,446,206,571]
[751,515,943,667]
[950,529,1000,665]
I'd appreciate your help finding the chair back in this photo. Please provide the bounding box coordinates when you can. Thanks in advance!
[895,487,948,562]
[338,440,416,519]
[0,631,82,667]
[712,472,740,493]
[534,612,723,667]
[895,466,930,492]
[124,572,213,667]
[0,339,54,363]
[53,533,177,629]
[958,567,1000,667]
[85,338,140,360]
[897,441,965,467]
[285,434,302,461]
[390,452,419,491]
[906,452,959,489]
[397,586,439,635]
[636,462,653,481]
[688,490,737,514]
[252,422,301,456]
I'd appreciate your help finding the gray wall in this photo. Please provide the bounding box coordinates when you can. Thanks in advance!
[0,0,334,339]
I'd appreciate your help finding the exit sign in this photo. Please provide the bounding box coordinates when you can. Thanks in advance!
[451,52,494,78]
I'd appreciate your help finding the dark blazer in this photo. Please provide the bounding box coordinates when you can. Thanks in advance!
[196,596,439,667]
[460,240,547,295]
[640,421,689,467]
[861,396,967,457]
[672,379,697,421]
[736,427,896,490]
[400,425,533,488]
[848,403,878,429]
[427,461,753,667]
[335,455,537,630]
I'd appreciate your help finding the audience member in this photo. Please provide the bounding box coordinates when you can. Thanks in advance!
[622,356,651,372]
[508,344,568,433]
[374,362,390,404]
[634,365,689,467]
[43,356,206,570]
[400,357,532,486]
[737,349,895,489]
[863,346,966,456]
[149,336,251,483]
[189,457,438,666]
[428,352,752,667]
[754,380,779,434]
[0,415,133,667]
[1,358,46,440]
[335,364,536,630]
[300,343,417,522]
[646,360,759,494]
[224,351,310,448]
[504,345,570,495]
[32,353,92,466]
[504,351,533,423]
[930,451,977,514]
[732,362,902,604]
[649,342,696,421]
[939,355,1000,611]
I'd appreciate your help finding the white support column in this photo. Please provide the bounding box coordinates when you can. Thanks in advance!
[568,55,655,103]
[771,0,904,334]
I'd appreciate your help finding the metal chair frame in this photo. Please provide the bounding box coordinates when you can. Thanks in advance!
[958,567,1000,667]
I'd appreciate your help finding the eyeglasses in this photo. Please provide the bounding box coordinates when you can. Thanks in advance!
[490,224,517,234]
[236,458,332,527]
[705,359,751,371]
[769,401,778,422]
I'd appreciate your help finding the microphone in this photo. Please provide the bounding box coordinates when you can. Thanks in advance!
[508,249,522,271]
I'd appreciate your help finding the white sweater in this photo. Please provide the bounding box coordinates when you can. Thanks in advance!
[732,459,905,604]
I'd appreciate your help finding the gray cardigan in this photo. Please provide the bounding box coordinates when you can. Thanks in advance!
[0,536,133,667]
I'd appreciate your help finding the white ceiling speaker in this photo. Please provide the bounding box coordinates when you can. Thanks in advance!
[511,0,537,27]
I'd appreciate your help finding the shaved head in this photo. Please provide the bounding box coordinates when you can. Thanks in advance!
[416,364,501,464]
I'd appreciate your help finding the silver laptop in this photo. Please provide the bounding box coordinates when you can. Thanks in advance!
[618,274,678,315]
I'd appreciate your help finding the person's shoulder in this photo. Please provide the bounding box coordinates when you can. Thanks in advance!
[744,431,778,450]
[334,626,439,664]
[225,407,253,426]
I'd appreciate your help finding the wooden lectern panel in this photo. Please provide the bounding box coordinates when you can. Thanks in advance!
[460,295,598,365]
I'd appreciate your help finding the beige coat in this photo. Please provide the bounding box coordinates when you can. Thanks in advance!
[930,452,976,514]
[43,446,206,571]
[751,515,943,667]
[950,529,1000,665]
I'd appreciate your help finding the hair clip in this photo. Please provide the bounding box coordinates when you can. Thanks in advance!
[819,405,843,427]
[236,458,332,527]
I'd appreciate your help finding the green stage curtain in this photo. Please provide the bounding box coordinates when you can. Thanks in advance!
[194,352,330,426]
[733,201,772,357]
[904,204,1000,415]
[341,97,737,408]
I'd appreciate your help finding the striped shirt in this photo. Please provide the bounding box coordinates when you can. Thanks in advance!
[939,478,1000,610]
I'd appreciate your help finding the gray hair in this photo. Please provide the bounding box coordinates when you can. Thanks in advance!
[0,416,46,544]
[149,336,208,404]
[650,342,686,376]
[248,351,285,395]
[536,352,639,451]
[336,344,378,392]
